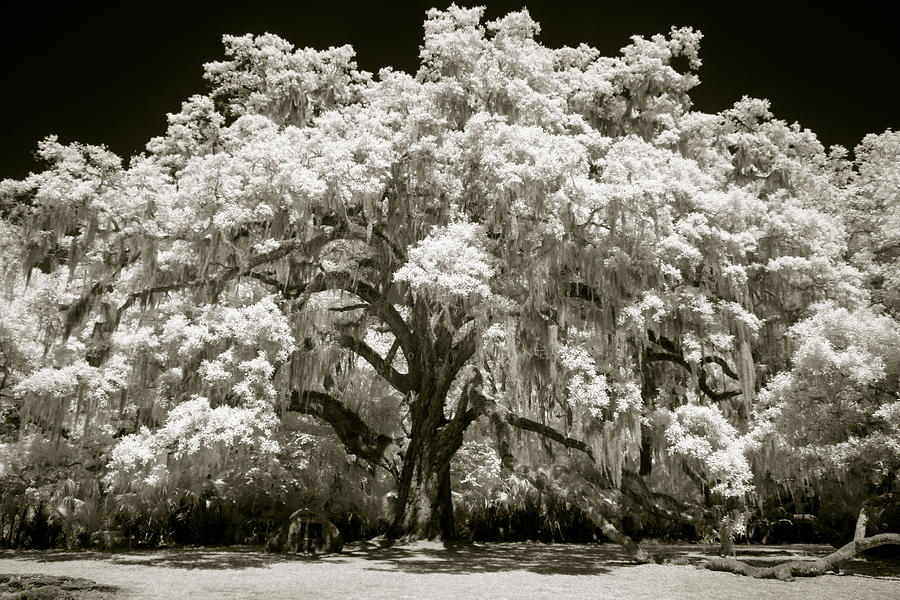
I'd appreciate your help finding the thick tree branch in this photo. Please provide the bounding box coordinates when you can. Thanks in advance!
[647,350,690,370]
[489,409,653,563]
[247,270,285,290]
[646,348,742,403]
[442,371,491,441]
[456,378,596,464]
[503,411,596,462]
[702,356,740,380]
[116,234,340,318]
[385,338,401,371]
[699,533,900,580]
[313,273,417,361]
[287,390,397,466]
[329,303,369,313]
[453,380,686,564]
[370,224,407,262]
[448,326,479,380]
[337,334,412,393]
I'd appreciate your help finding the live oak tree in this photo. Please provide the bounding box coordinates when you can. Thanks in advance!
[1,5,897,562]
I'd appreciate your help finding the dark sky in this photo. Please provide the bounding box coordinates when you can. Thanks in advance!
[2,1,896,180]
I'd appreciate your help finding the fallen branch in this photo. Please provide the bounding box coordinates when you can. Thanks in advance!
[698,533,900,581]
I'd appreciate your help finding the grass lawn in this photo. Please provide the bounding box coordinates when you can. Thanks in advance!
[1,542,898,599]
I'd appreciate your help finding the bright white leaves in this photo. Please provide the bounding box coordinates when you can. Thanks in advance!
[789,305,894,386]
[14,356,131,441]
[106,396,279,487]
[159,117,323,236]
[155,107,397,241]
[847,130,900,313]
[204,33,370,126]
[394,220,496,302]
[434,113,590,245]
[662,404,753,497]
[559,342,610,418]
[597,136,716,217]
[758,304,900,464]
[420,4,487,79]
[452,440,502,493]
[161,296,295,404]
[0,136,123,213]
[146,95,225,172]
[557,332,642,419]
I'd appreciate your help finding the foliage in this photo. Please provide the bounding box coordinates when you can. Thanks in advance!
[0,5,897,548]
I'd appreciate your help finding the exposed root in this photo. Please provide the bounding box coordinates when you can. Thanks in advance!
[698,533,900,581]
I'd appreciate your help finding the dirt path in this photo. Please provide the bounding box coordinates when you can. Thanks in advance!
[1,543,897,600]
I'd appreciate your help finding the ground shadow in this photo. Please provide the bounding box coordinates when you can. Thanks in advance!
[343,540,629,576]
[5,543,896,578]
[2,550,113,563]
[2,543,631,575]
[2,547,328,571]
[0,572,121,596]
[109,547,328,570]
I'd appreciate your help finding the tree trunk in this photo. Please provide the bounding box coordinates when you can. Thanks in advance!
[390,431,457,540]
[639,356,656,477]
[388,380,468,541]
[639,425,654,477]
[13,508,26,548]
[718,515,736,557]
[854,500,869,541]
[700,533,900,580]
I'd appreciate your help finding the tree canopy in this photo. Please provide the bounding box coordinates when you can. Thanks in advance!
[0,5,897,554]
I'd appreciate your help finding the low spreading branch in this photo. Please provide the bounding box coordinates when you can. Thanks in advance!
[701,356,740,380]
[337,334,412,393]
[699,533,900,580]
[502,411,596,462]
[489,409,654,564]
[287,389,397,466]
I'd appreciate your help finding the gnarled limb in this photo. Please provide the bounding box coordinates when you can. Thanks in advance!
[462,381,696,551]
[620,469,698,532]
[337,334,412,393]
[699,533,900,580]
[646,350,742,402]
[488,407,654,564]
[287,389,397,467]
[502,410,596,462]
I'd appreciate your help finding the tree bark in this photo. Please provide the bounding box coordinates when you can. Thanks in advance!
[854,500,869,541]
[387,376,473,541]
[639,354,656,476]
[288,390,396,466]
[699,533,900,580]
[13,508,26,548]
[390,430,457,540]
